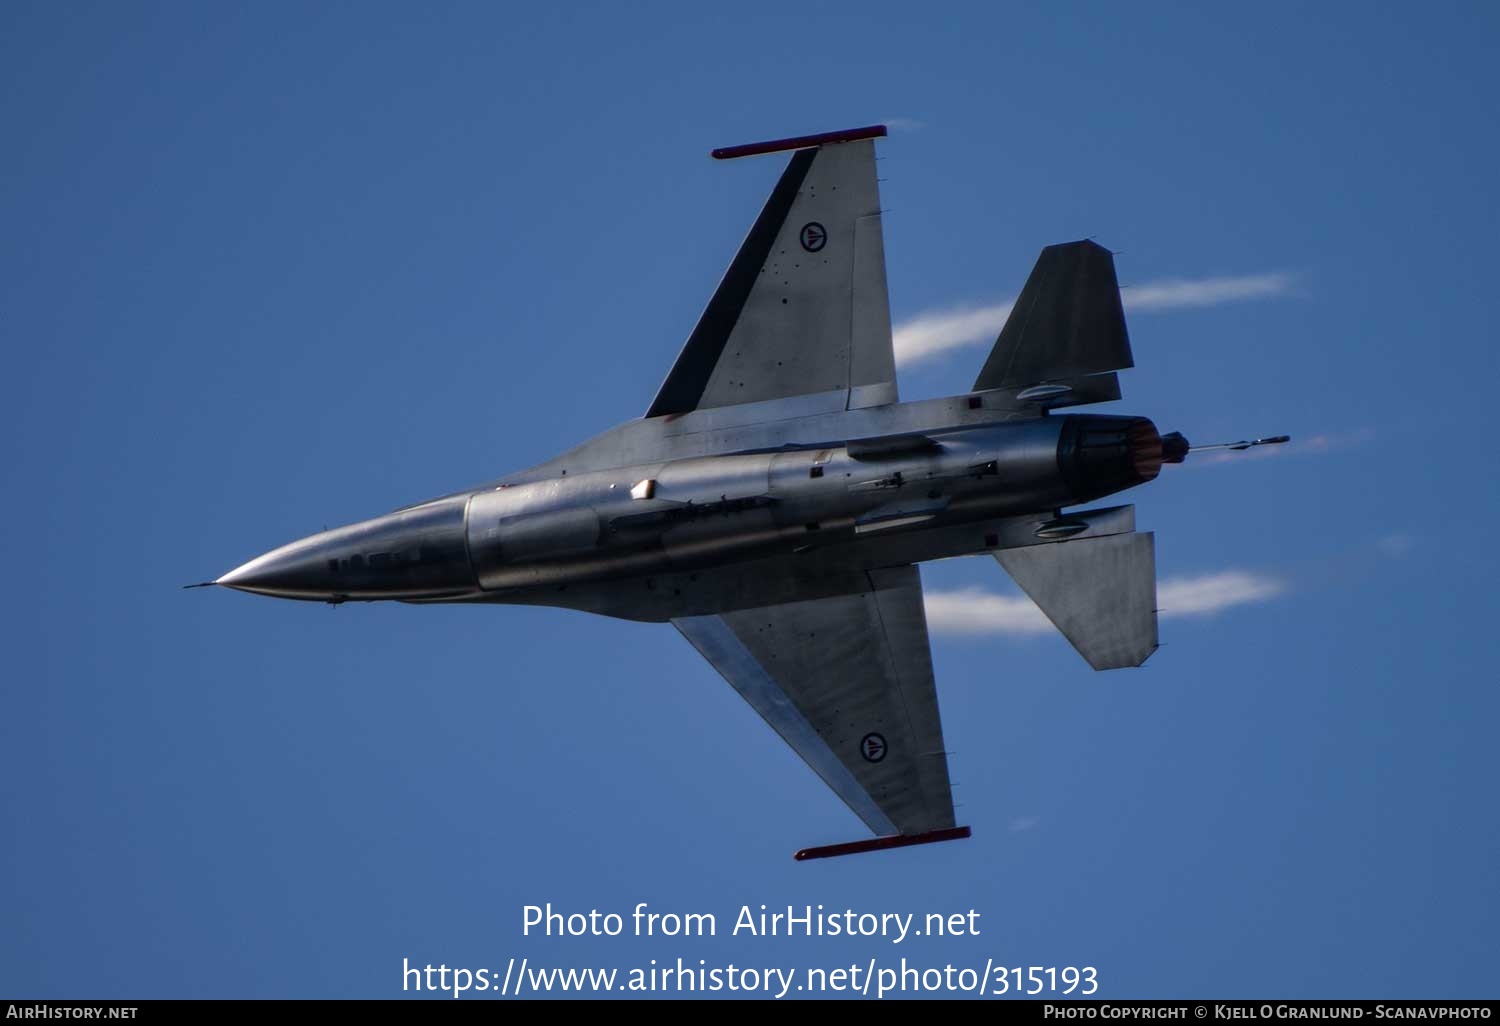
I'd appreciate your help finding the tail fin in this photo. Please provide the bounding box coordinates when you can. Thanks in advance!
[994,532,1157,670]
[974,240,1133,393]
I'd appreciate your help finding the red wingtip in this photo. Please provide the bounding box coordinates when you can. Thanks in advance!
[712,124,887,160]
[794,825,971,861]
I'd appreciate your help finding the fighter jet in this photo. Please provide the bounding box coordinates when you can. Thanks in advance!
[195,125,1285,860]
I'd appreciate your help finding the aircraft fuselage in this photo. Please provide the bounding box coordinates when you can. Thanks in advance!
[215,400,1166,620]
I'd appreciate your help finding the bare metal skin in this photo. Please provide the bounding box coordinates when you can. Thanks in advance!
[214,412,1156,616]
[198,126,1281,858]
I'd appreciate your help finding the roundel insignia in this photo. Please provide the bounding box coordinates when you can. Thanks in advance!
[860,732,888,763]
[799,222,827,252]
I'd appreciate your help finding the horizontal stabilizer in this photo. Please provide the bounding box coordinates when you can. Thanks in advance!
[993,532,1157,670]
[974,240,1133,393]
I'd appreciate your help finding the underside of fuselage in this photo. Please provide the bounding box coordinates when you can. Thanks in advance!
[213,405,1166,619]
[461,501,1144,622]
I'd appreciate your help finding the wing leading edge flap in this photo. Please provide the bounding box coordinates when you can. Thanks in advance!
[647,138,897,418]
[973,240,1133,393]
[994,532,1158,670]
[673,565,954,837]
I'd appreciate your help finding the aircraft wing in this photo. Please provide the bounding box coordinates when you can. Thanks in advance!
[647,126,897,418]
[673,564,962,856]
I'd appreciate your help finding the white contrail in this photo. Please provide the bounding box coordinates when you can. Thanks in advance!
[1155,570,1285,617]
[1122,271,1294,311]
[892,302,1016,366]
[892,271,1294,367]
[923,586,1053,635]
[925,570,1284,636]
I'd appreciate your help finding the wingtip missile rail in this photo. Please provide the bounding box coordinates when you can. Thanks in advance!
[794,826,972,862]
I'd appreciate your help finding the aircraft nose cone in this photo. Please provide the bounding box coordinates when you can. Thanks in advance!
[216,537,339,599]
[207,496,475,602]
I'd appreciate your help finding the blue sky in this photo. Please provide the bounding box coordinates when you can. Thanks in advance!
[4,1,1497,1000]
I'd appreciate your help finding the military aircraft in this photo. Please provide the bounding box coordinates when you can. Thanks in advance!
[194,125,1285,860]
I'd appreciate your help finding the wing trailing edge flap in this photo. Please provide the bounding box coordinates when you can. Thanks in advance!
[973,239,1133,396]
[994,532,1158,670]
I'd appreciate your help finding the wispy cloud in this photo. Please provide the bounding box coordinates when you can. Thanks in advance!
[1009,816,1041,834]
[925,569,1285,636]
[892,271,1295,367]
[881,117,926,132]
[1377,533,1414,558]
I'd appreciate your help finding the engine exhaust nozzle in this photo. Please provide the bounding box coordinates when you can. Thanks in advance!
[1059,415,1166,503]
